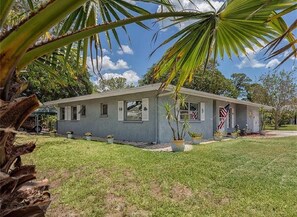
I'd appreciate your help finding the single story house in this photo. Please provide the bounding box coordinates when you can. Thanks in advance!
[44,83,272,143]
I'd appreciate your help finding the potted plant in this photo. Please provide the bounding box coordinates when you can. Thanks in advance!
[85,132,92,141]
[49,129,57,137]
[188,132,203,144]
[66,131,73,139]
[164,92,190,152]
[214,131,224,141]
[107,135,114,144]
[231,130,240,139]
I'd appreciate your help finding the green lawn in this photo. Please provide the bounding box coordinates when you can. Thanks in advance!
[265,124,297,131]
[19,135,297,216]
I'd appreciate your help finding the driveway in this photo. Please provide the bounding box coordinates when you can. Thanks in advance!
[264,130,297,137]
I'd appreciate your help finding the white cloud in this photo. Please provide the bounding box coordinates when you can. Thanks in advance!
[284,50,297,61]
[87,55,129,71]
[237,45,266,69]
[102,70,140,84]
[117,45,134,55]
[265,59,280,68]
[157,0,224,30]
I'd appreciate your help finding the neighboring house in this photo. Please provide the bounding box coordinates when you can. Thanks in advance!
[44,83,272,143]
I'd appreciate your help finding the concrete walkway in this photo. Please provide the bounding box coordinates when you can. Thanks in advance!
[264,130,297,137]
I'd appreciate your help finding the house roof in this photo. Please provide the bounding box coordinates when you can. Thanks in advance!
[44,83,273,109]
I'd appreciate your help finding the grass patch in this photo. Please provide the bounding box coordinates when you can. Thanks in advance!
[19,134,297,216]
[265,124,297,131]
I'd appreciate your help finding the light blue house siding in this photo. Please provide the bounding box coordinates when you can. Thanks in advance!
[57,91,159,143]
[46,84,268,144]
[157,94,214,143]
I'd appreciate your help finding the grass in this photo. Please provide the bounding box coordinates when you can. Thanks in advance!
[265,124,297,131]
[19,135,297,216]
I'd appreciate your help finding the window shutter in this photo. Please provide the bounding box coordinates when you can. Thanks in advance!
[200,102,205,121]
[57,107,60,121]
[232,107,235,127]
[118,101,124,121]
[66,106,71,120]
[142,98,149,121]
[77,105,81,120]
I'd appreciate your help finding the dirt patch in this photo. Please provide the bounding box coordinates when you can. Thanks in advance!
[216,196,231,205]
[198,190,214,200]
[105,192,127,215]
[150,182,163,200]
[46,204,81,217]
[170,183,193,201]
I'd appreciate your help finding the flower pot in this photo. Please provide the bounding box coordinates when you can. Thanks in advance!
[192,136,202,145]
[67,134,73,139]
[86,136,92,141]
[214,135,223,141]
[231,134,238,139]
[107,138,114,144]
[171,140,185,152]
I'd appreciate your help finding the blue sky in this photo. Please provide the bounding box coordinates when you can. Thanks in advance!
[88,1,296,85]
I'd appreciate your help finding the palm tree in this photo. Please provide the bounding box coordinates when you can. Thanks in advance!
[0,0,295,216]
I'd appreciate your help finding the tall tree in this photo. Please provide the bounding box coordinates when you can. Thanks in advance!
[96,77,134,92]
[255,70,297,129]
[230,73,252,99]
[140,61,238,98]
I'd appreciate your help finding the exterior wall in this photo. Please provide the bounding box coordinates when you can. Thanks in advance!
[57,91,158,142]
[247,106,260,133]
[157,95,214,143]
[214,101,237,133]
[236,104,248,129]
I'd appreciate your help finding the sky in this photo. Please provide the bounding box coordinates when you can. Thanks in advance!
[87,0,297,85]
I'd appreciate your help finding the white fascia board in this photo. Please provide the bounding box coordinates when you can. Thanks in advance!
[44,83,163,106]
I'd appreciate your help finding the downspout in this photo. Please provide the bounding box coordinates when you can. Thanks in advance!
[155,95,159,144]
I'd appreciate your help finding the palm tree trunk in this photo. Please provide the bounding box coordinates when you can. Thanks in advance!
[0,75,50,216]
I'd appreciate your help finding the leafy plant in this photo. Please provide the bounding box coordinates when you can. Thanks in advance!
[107,135,113,139]
[188,132,203,138]
[214,131,224,137]
[84,132,92,136]
[66,131,73,134]
[164,92,190,140]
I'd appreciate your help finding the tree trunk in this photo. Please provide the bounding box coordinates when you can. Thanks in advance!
[274,110,279,130]
[0,77,50,216]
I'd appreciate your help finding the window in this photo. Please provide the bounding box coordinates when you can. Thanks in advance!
[180,102,201,121]
[60,107,65,120]
[125,101,142,121]
[101,103,108,116]
[80,105,86,117]
[71,106,77,120]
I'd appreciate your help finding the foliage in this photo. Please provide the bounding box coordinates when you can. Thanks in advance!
[230,73,252,99]
[107,135,114,139]
[84,132,92,136]
[257,70,297,129]
[96,77,134,92]
[140,61,238,98]
[66,131,73,134]
[152,0,296,90]
[214,130,224,137]
[188,132,203,138]
[164,92,189,140]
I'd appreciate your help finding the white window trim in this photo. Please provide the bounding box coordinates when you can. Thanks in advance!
[180,102,201,122]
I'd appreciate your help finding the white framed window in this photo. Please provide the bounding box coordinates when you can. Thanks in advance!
[125,101,142,121]
[71,106,77,120]
[180,102,201,121]
[60,107,65,120]
[101,103,108,116]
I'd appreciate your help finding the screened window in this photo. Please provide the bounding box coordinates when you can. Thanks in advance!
[101,104,108,116]
[180,102,201,121]
[71,106,77,120]
[80,105,86,117]
[60,107,65,120]
[125,101,142,121]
